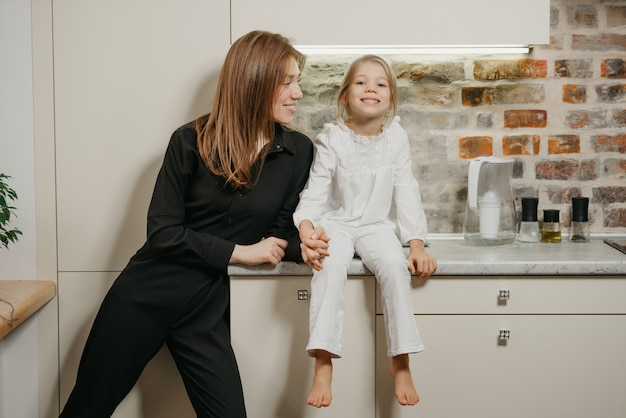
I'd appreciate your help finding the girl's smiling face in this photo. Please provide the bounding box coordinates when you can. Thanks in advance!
[272,57,303,125]
[341,60,391,122]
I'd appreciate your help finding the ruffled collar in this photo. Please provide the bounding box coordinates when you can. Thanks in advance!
[336,116,399,143]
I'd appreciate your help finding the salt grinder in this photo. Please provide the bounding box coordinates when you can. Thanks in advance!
[518,197,539,242]
[570,197,590,242]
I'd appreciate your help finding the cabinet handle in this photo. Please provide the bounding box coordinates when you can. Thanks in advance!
[297,289,309,300]
[498,289,510,301]
[498,329,511,341]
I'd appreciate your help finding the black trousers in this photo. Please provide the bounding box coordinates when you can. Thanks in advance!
[60,271,247,418]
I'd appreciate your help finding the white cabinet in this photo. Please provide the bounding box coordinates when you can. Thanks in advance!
[231,275,626,418]
[58,271,626,418]
[52,0,231,272]
[231,0,549,46]
[375,276,626,418]
[231,276,376,418]
[53,3,232,415]
[58,272,195,418]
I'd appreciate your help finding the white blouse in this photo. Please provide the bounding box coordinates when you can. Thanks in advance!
[293,116,428,244]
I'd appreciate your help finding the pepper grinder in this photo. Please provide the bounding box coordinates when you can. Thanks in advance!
[541,209,561,243]
[570,197,590,242]
[518,197,539,242]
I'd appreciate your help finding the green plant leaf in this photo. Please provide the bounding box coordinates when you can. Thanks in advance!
[0,173,22,249]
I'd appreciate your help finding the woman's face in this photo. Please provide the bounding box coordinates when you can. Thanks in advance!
[272,57,303,125]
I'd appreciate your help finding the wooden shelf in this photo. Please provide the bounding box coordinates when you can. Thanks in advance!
[0,280,56,339]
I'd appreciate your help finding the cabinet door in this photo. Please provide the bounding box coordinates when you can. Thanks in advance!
[231,0,548,46]
[231,276,376,418]
[376,315,626,418]
[58,272,195,418]
[53,0,230,272]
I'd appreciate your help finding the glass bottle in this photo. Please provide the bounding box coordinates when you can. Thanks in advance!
[570,197,590,243]
[541,209,561,243]
[518,197,539,242]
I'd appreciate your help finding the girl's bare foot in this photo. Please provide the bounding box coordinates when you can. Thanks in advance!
[308,351,333,408]
[390,354,420,406]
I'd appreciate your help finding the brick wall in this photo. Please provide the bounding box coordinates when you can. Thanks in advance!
[293,0,626,235]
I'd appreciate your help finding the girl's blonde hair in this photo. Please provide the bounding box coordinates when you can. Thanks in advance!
[336,54,398,122]
[195,31,305,189]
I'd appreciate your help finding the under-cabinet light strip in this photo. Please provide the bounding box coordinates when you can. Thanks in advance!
[294,45,531,55]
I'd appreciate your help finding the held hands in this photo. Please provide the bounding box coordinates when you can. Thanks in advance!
[407,240,438,279]
[298,221,330,271]
[230,237,288,266]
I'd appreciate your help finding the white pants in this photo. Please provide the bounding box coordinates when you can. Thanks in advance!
[306,224,425,358]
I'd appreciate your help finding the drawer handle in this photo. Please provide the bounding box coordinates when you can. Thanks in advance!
[498,329,511,341]
[498,289,510,301]
[297,289,309,300]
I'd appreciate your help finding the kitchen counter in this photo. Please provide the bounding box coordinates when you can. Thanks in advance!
[229,236,626,418]
[228,235,626,276]
[0,280,57,339]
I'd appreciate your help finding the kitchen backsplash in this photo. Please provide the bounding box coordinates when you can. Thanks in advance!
[292,0,626,235]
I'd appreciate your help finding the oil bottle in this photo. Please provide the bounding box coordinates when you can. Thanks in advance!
[541,209,561,243]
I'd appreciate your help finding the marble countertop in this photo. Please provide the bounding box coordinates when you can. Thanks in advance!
[228,235,626,276]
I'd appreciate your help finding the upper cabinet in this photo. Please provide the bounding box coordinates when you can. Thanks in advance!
[231,0,550,47]
[53,0,231,271]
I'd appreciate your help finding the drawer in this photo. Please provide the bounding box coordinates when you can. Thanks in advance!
[374,276,626,314]
[375,314,626,418]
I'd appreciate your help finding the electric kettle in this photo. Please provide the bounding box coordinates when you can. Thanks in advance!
[463,156,517,246]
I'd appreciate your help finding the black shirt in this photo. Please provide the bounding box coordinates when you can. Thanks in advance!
[129,121,313,277]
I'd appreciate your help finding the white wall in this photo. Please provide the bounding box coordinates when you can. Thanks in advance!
[0,0,40,417]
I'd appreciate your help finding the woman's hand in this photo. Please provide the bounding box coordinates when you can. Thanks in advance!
[298,221,330,271]
[230,237,288,266]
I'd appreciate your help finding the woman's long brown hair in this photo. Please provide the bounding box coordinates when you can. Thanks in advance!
[195,31,305,189]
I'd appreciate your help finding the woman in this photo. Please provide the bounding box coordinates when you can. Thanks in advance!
[60,30,325,418]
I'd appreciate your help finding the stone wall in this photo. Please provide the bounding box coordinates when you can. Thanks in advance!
[292,0,626,235]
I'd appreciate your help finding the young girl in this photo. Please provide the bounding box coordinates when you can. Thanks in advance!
[294,55,437,408]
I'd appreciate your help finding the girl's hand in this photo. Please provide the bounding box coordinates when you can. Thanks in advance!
[407,239,437,278]
[230,236,288,266]
[299,223,330,271]
[408,252,437,278]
